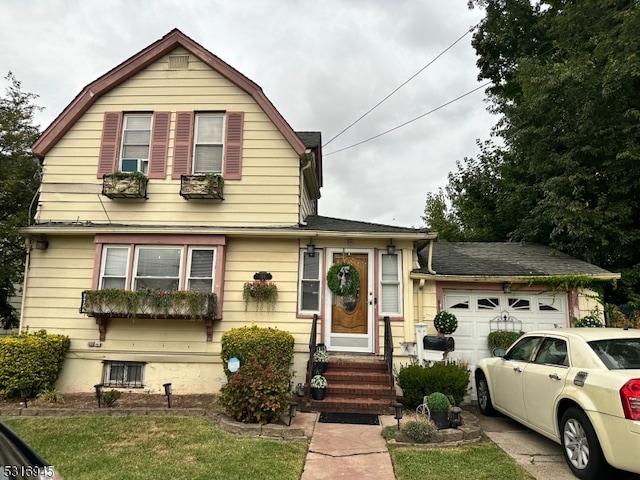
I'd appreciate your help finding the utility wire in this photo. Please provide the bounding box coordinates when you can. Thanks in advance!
[324,81,490,156]
[322,23,479,148]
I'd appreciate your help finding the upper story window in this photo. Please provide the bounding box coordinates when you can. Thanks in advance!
[193,114,224,174]
[99,244,216,292]
[120,114,152,174]
[298,251,322,314]
[379,252,402,316]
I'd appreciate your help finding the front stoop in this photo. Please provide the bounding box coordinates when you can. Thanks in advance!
[302,356,396,415]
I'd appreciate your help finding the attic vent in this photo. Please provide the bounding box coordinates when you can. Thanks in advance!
[168,55,189,70]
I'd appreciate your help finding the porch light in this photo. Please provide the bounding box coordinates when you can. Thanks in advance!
[393,402,403,430]
[306,241,316,257]
[35,235,49,250]
[287,401,298,426]
[19,384,29,408]
[503,282,512,294]
[386,240,395,255]
[449,406,463,429]
[163,383,172,408]
[94,383,104,408]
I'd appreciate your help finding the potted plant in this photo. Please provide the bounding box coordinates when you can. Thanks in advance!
[434,310,458,335]
[313,349,329,374]
[426,392,451,429]
[310,374,327,400]
[242,281,278,311]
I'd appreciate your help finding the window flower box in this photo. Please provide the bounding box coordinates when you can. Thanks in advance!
[180,174,224,200]
[102,171,148,199]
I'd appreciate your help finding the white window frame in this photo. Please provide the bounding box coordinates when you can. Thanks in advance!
[133,246,183,291]
[99,246,130,289]
[98,244,216,293]
[379,251,402,316]
[192,113,225,174]
[187,247,216,292]
[103,361,145,388]
[298,250,322,314]
[119,113,152,174]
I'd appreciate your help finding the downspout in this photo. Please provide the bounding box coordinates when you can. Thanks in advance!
[19,238,32,333]
[427,238,437,274]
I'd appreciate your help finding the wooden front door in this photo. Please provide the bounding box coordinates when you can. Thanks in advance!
[326,251,374,352]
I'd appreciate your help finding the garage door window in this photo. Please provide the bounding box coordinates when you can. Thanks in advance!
[478,297,500,310]
[508,298,530,311]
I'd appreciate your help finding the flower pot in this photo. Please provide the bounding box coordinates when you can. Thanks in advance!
[310,387,326,400]
[430,411,450,430]
[313,361,327,374]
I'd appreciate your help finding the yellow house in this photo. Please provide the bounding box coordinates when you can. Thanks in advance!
[21,29,618,410]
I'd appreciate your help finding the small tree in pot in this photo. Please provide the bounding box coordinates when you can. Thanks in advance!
[426,392,451,429]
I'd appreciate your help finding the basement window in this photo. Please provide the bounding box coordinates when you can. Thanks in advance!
[103,361,145,388]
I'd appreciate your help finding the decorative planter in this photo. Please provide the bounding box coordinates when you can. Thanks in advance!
[310,387,326,400]
[180,174,224,200]
[313,361,328,375]
[430,412,450,430]
[102,173,148,199]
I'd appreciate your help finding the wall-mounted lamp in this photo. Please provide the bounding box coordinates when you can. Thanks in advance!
[502,282,512,294]
[386,240,396,255]
[306,241,316,257]
[163,383,172,408]
[35,235,49,250]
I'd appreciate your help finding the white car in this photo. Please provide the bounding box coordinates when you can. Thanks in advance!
[475,328,640,480]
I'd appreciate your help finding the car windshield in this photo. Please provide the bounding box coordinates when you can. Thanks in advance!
[589,338,640,370]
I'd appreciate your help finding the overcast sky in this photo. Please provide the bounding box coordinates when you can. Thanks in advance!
[1,0,496,228]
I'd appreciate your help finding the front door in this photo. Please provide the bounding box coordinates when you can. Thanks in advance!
[325,250,374,352]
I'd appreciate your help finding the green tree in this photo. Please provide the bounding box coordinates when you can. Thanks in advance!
[427,1,640,306]
[0,72,42,328]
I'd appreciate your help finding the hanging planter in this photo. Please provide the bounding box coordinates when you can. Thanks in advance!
[242,281,278,311]
[326,262,360,296]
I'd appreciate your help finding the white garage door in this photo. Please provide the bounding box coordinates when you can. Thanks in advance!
[443,290,568,399]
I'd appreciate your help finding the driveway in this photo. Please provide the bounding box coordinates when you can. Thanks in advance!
[466,404,640,480]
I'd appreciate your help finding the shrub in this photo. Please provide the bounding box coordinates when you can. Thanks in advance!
[37,388,63,404]
[0,330,70,398]
[103,389,121,407]
[487,330,525,350]
[574,314,603,328]
[220,325,294,379]
[607,305,640,328]
[218,349,292,424]
[433,311,458,334]
[396,360,470,408]
[426,392,450,412]
[399,415,438,443]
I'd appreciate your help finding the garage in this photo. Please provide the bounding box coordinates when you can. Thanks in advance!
[442,290,568,399]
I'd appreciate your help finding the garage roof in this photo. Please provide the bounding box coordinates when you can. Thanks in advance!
[417,242,618,278]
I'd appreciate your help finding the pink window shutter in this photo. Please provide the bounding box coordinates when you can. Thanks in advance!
[223,112,244,180]
[172,112,194,179]
[148,112,170,179]
[97,112,122,178]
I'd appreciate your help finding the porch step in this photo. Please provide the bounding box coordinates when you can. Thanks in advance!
[302,355,396,415]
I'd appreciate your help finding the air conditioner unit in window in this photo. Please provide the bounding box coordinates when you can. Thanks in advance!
[121,158,141,172]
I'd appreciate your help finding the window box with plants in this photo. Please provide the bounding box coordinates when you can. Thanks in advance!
[243,281,278,311]
[102,171,148,199]
[309,374,327,400]
[180,173,224,200]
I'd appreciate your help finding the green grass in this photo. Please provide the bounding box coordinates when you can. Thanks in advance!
[390,440,534,480]
[2,416,307,480]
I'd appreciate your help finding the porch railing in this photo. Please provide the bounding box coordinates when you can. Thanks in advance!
[307,314,320,389]
[383,316,394,387]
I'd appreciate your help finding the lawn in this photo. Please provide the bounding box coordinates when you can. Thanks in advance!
[2,416,307,480]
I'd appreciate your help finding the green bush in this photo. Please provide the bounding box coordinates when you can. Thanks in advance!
[218,349,292,424]
[487,331,525,351]
[400,416,438,443]
[396,360,470,408]
[103,389,121,407]
[0,330,70,398]
[220,325,294,379]
[426,392,450,412]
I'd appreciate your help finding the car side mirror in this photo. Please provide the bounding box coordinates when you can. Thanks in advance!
[492,347,507,357]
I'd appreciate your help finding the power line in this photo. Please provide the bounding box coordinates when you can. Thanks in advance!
[324,81,490,156]
[322,23,479,148]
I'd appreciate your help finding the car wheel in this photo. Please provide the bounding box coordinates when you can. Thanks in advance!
[560,407,609,480]
[476,371,496,416]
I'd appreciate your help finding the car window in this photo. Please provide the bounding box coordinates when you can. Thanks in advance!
[534,338,568,367]
[505,336,542,362]
[589,338,640,370]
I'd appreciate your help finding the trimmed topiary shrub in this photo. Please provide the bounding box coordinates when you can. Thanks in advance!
[218,349,292,424]
[396,360,470,409]
[433,311,458,335]
[0,330,70,398]
[487,330,525,350]
[220,325,294,379]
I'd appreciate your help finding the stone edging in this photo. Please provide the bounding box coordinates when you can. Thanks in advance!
[387,410,483,448]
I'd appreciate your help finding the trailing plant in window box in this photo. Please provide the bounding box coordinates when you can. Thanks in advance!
[242,281,278,311]
[102,171,148,199]
[180,173,224,199]
[326,262,360,296]
[433,310,458,335]
[81,288,216,319]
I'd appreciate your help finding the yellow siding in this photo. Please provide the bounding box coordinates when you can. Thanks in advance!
[36,48,303,228]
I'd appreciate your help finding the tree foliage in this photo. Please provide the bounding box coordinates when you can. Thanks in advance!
[0,72,42,328]
[426,1,640,306]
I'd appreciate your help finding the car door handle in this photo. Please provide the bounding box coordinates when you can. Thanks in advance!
[513,367,522,373]
[548,373,561,381]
